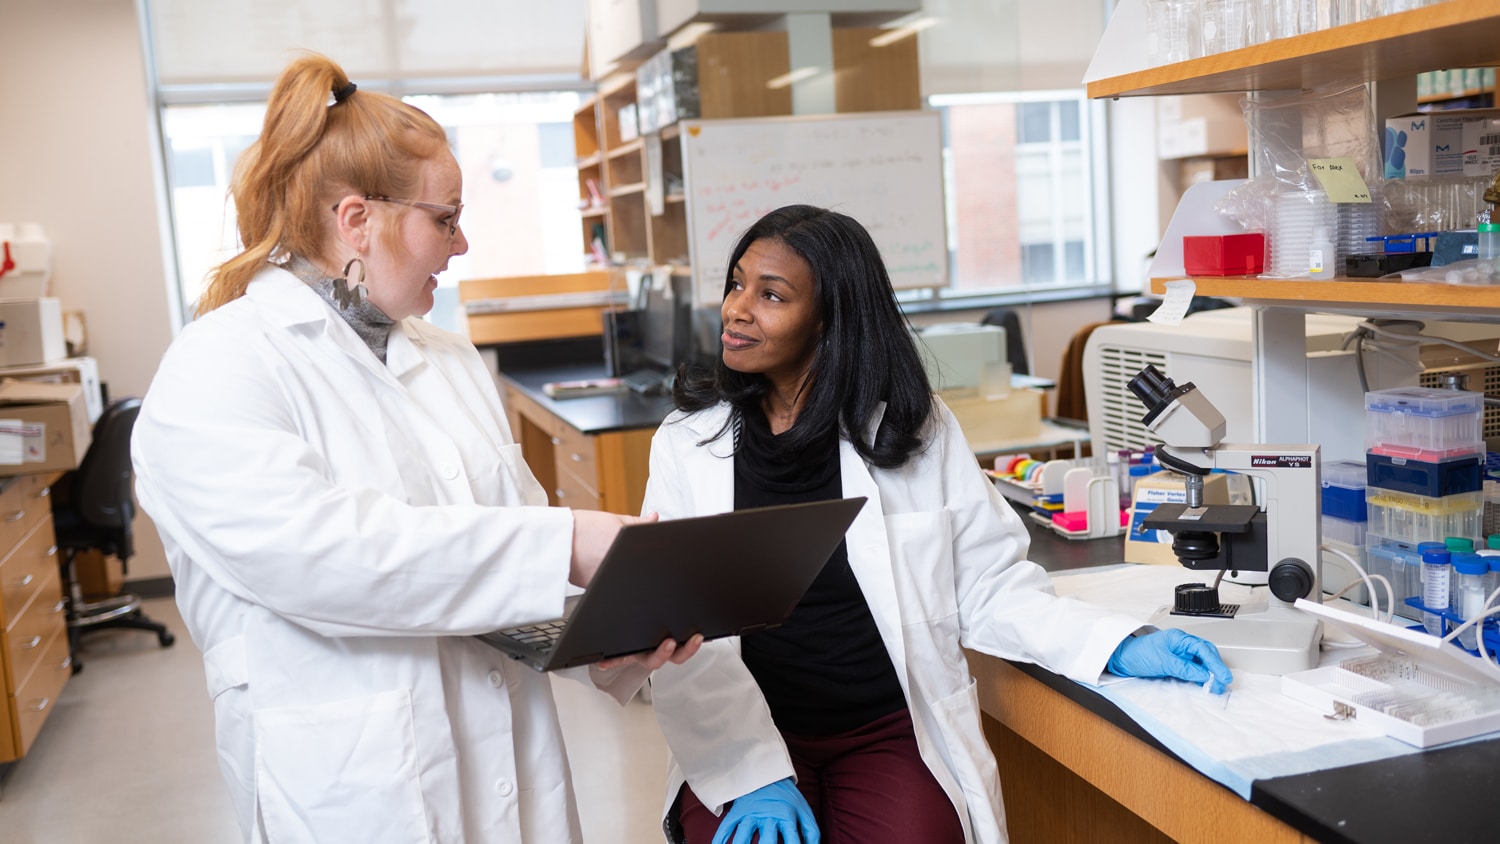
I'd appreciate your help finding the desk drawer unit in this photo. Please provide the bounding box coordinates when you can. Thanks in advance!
[5,567,66,693]
[11,623,69,757]
[553,466,602,510]
[1,517,59,631]
[552,427,599,499]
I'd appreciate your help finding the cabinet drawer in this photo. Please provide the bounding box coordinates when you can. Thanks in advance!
[5,566,66,695]
[553,468,601,511]
[551,426,598,483]
[19,474,54,538]
[11,624,70,758]
[0,516,58,630]
[0,477,29,554]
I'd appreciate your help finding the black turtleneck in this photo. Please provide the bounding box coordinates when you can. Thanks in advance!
[734,405,906,737]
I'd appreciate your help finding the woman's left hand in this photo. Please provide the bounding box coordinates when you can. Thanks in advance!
[597,633,704,671]
[1106,629,1233,694]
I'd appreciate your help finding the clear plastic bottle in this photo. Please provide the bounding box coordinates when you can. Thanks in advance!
[1479,222,1500,261]
[1421,545,1452,637]
[1452,554,1488,650]
[1307,225,1336,279]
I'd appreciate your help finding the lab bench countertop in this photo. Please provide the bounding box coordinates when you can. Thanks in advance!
[500,363,674,436]
[1009,515,1500,844]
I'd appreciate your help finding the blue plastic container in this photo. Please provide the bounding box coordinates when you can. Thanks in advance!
[1366,452,1483,497]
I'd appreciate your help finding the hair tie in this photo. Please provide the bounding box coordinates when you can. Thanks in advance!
[333,81,357,104]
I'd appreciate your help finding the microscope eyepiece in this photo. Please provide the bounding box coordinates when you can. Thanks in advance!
[1127,364,1176,409]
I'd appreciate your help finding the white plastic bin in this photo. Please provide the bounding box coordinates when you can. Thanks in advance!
[0,223,51,298]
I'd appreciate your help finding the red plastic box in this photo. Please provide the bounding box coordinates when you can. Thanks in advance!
[1183,233,1265,276]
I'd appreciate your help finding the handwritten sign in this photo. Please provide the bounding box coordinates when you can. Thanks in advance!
[1309,158,1372,203]
[681,112,947,305]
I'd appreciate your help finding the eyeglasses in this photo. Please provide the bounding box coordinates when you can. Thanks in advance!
[332,195,463,237]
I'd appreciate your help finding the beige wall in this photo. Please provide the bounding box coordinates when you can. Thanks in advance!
[1,0,176,582]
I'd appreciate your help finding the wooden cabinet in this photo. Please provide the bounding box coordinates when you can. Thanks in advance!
[0,473,68,763]
[503,384,655,516]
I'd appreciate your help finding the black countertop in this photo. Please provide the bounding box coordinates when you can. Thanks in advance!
[500,362,674,436]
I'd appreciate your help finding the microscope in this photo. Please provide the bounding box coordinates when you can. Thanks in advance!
[1128,364,1324,675]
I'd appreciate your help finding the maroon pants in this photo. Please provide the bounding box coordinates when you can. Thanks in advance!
[675,709,966,844]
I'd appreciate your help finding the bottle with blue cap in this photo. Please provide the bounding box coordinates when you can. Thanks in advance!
[1420,543,1451,637]
[1452,553,1488,650]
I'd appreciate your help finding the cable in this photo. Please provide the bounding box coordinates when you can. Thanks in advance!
[1362,318,1500,364]
[1320,543,1394,623]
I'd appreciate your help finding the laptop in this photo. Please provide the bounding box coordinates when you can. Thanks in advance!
[476,497,867,671]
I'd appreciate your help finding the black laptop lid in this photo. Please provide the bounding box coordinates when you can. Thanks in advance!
[545,496,867,669]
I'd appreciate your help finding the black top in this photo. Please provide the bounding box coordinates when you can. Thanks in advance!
[734,407,906,736]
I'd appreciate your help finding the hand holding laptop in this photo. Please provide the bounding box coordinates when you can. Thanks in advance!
[597,632,705,671]
[571,510,659,587]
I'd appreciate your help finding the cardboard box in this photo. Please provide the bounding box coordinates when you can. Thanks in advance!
[0,357,103,423]
[1125,472,1231,565]
[74,548,124,599]
[0,380,91,475]
[0,298,66,366]
[1384,109,1500,178]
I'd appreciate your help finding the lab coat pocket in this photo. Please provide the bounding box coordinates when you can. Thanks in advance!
[254,688,432,844]
[931,679,1005,844]
[885,509,959,624]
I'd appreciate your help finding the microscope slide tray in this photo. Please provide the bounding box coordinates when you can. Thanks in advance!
[1281,600,1500,748]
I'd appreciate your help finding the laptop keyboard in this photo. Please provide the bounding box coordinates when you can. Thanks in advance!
[500,620,568,653]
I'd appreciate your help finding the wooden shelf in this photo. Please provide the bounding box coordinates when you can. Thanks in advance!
[1089,1,1500,99]
[1149,275,1500,317]
[664,192,685,204]
[606,139,643,160]
[610,182,645,197]
[580,205,607,219]
[576,152,602,169]
[1418,88,1494,104]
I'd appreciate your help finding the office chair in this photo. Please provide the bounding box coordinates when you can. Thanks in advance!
[979,307,1030,376]
[51,397,174,672]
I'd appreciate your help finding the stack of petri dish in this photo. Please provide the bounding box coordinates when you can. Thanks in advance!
[1269,189,1338,278]
[1336,182,1382,271]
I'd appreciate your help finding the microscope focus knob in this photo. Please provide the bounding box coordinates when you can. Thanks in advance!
[1174,582,1221,615]
[1269,558,1315,603]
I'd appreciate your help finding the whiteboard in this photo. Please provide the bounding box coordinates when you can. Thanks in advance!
[680,111,947,306]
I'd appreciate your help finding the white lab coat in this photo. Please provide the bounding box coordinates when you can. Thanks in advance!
[132,265,644,844]
[642,400,1146,844]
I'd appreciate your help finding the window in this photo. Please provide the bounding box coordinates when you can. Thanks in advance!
[921,89,1109,305]
[160,91,587,318]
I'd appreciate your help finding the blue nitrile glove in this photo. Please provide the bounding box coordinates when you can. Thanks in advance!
[1107,629,1233,694]
[711,777,820,844]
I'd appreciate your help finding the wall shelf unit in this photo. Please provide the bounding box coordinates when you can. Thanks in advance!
[1088,1,1500,99]
[1148,276,1500,318]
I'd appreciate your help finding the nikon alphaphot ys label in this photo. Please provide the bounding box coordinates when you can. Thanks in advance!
[1251,455,1313,469]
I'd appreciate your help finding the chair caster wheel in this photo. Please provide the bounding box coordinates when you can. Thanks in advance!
[72,661,83,675]
[159,630,176,648]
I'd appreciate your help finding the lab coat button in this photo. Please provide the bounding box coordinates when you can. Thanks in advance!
[495,779,514,797]
[487,669,504,688]
[443,463,460,480]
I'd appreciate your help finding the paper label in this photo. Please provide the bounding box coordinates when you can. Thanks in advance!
[0,418,42,464]
[1308,158,1372,203]
[1148,279,1196,325]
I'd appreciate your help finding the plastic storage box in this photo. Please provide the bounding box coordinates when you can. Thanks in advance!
[1365,387,1484,461]
[1365,488,1483,547]
[1367,452,1484,497]
[1322,459,1369,521]
[1366,533,1423,621]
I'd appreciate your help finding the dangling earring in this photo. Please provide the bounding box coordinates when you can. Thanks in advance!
[332,255,367,310]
